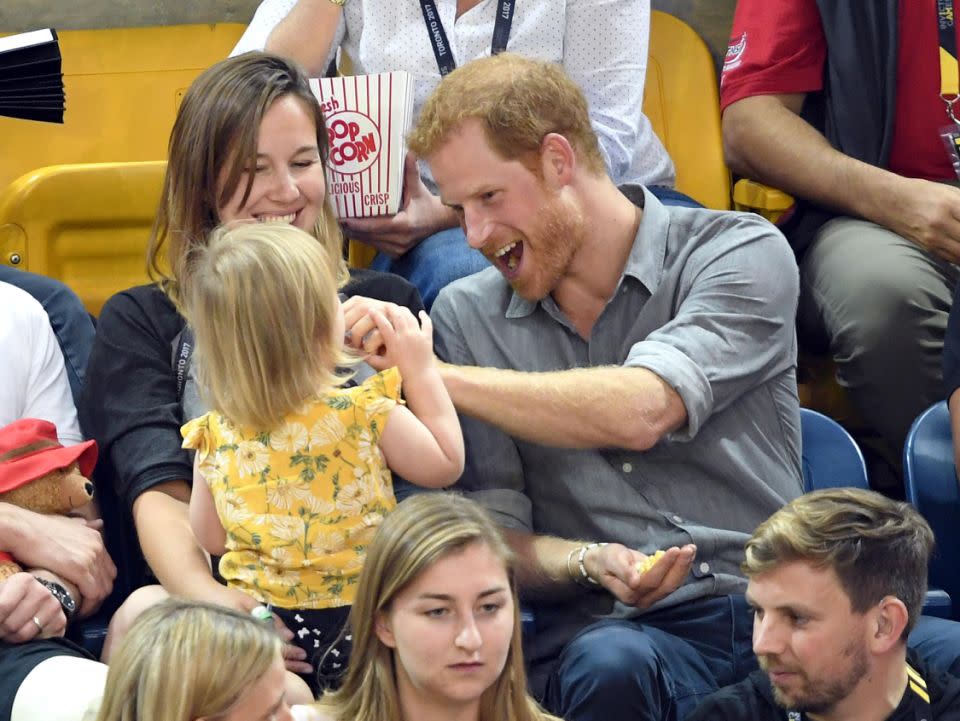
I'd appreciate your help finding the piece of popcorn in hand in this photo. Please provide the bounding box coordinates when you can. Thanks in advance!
[635,550,666,575]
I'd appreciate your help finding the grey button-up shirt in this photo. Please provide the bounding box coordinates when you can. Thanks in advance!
[432,186,803,677]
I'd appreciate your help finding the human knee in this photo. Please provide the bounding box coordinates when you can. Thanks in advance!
[561,623,662,690]
[822,264,935,352]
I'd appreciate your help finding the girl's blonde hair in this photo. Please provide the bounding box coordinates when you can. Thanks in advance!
[183,222,355,429]
[95,598,281,721]
[317,493,561,721]
[148,51,348,307]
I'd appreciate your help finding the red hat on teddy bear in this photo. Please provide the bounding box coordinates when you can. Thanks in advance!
[0,418,98,494]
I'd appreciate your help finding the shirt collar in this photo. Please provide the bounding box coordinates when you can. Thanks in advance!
[504,184,669,319]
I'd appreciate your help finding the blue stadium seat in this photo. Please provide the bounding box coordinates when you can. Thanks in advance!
[904,401,957,620]
[800,407,869,492]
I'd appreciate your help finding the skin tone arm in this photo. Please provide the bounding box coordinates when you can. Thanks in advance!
[342,296,687,451]
[264,0,343,77]
[505,529,696,605]
[133,482,312,674]
[0,502,115,617]
[189,463,227,556]
[371,306,465,487]
[722,93,960,263]
[438,363,687,451]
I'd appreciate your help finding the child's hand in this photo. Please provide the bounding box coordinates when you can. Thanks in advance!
[368,306,435,377]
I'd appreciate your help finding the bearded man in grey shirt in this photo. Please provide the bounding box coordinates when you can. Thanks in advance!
[346,53,801,721]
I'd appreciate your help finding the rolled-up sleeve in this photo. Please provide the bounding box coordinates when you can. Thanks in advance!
[432,291,532,531]
[625,216,799,439]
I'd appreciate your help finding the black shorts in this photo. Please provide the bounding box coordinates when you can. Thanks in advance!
[0,638,93,721]
[272,606,352,696]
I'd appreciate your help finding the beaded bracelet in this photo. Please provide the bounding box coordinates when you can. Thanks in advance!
[567,542,607,587]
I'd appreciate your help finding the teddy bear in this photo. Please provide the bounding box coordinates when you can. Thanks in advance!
[0,418,98,582]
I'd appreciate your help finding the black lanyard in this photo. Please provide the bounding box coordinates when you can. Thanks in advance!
[784,663,932,721]
[938,0,960,121]
[418,0,516,76]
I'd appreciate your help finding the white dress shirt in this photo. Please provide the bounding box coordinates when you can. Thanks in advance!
[232,0,676,188]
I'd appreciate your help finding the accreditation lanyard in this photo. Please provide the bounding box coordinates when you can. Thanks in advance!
[418,0,516,76]
[784,663,932,721]
[939,0,960,122]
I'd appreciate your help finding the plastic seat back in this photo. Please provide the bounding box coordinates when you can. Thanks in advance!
[0,161,166,314]
[644,11,731,210]
[800,407,869,492]
[904,401,958,620]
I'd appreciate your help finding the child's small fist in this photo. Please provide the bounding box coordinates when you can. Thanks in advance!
[635,550,666,575]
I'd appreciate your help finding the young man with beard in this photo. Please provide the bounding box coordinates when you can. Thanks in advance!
[384,51,806,721]
[689,488,960,721]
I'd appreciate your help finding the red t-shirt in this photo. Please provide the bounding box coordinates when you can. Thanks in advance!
[720,0,959,181]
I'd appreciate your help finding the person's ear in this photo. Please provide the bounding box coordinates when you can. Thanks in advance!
[869,596,909,653]
[539,133,576,188]
[375,611,397,649]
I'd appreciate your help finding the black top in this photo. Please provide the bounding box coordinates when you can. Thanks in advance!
[78,269,422,588]
[688,654,960,721]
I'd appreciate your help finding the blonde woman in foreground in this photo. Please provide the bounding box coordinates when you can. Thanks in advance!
[95,598,304,721]
[298,492,562,721]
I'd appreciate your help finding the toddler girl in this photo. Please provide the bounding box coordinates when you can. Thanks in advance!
[180,222,464,693]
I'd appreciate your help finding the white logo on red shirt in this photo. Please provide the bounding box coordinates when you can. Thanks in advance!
[723,32,747,74]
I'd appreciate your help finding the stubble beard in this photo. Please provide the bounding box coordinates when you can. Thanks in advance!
[510,196,586,301]
[765,641,870,715]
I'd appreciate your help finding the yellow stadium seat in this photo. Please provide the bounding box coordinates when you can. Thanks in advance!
[0,162,166,315]
[644,10,731,210]
[0,24,245,191]
[732,179,795,223]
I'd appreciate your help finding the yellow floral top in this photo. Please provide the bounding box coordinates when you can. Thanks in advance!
[181,368,402,609]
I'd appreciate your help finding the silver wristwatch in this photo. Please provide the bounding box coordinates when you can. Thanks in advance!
[35,578,78,622]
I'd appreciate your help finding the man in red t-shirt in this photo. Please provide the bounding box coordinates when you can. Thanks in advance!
[720,0,960,480]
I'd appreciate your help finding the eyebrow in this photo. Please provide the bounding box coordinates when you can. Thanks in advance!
[417,587,508,601]
[255,145,318,157]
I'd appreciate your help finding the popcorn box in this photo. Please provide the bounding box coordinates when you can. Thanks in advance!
[310,72,414,218]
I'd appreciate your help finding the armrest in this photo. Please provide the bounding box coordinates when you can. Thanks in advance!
[732,179,794,223]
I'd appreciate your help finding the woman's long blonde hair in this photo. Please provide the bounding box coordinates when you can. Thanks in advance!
[95,598,282,721]
[148,51,347,307]
[317,493,562,721]
[183,222,355,429]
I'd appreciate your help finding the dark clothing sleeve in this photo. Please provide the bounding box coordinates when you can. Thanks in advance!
[687,672,777,721]
[78,285,191,514]
[944,282,960,401]
[343,268,424,314]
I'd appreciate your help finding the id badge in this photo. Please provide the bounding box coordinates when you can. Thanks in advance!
[940,123,960,181]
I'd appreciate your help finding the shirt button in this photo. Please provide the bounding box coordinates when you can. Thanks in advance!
[672,514,683,524]
[622,462,633,473]
[699,562,710,574]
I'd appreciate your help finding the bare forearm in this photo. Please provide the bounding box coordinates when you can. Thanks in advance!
[439,363,685,450]
[723,95,908,228]
[403,366,464,474]
[265,0,342,76]
[503,529,584,600]
[0,503,29,557]
[133,486,221,599]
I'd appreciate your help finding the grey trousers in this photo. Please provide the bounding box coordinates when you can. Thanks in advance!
[798,216,958,455]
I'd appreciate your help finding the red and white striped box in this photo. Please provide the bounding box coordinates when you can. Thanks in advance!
[310,72,414,218]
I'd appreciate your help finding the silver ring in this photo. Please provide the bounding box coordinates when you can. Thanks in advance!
[32,616,43,633]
